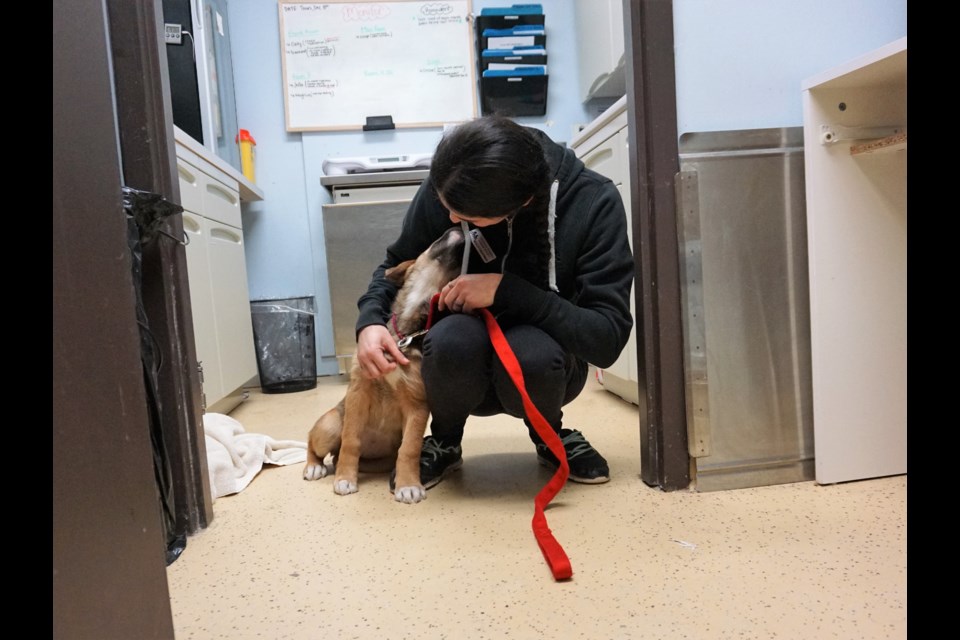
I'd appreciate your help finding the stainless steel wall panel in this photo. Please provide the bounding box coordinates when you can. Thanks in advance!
[677,128,814,491]
[322,200,412,360]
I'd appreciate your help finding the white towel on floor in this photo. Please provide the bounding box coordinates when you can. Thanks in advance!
[203,412,307,500]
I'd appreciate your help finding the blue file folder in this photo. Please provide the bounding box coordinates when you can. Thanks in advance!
[479,4,543,16]
[481,67,547,77]
[480,46,547,71]
[481,25,546,50]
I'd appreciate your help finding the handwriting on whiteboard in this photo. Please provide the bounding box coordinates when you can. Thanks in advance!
[279,1,476,130]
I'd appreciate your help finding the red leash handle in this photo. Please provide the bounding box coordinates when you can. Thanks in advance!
[479,308,573,581]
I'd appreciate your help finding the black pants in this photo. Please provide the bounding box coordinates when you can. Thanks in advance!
[421,314,588,448]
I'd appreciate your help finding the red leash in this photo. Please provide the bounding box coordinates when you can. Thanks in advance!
[427,294,573,580]
[479,308,573,580]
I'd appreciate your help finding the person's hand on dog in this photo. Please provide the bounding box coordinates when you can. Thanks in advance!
[439,274,502,314]
[356,324,409,379]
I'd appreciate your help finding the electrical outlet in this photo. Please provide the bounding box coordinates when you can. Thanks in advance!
[164,23,183,45]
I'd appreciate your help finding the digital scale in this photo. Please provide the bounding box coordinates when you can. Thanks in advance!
[321,153,432,203]
[321,153,433,176]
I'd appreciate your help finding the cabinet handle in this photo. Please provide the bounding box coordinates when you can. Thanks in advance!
[206,183,239,206]
[210,226,242,244]
[177,162,198,186]
[586,148,612,163]
[584,147,620,185]
[182,213,202,234]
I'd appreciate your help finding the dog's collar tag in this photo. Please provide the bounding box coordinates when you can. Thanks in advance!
[469,229,497,264]
[397,329,428,351]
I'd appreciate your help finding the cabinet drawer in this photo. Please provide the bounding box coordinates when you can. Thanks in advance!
[177,150,242,227]
[201,174,242,228]
[176,158,204,214]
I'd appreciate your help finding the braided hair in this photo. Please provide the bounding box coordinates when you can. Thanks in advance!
[430,116,553,289]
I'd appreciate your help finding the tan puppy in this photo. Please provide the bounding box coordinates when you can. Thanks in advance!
[303,226,464,503]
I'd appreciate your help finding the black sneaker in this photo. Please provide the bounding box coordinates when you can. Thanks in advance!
[536,428,610,484]
[389,436,463,492]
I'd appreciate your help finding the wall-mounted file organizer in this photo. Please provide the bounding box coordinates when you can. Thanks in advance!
[476,4,548,117]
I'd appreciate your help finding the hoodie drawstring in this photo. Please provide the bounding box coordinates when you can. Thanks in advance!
[460,220,471,276]
[459,177,559,293]
[547,179,559,293]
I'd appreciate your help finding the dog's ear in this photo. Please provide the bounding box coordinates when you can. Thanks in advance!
[384,259,416,286]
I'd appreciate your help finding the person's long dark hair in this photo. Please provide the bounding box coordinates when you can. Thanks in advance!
[430,116,553,288]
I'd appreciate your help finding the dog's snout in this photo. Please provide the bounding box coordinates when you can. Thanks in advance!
[429,226,465,265]
[443,227,465,248]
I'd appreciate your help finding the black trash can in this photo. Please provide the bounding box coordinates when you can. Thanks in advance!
[250,297,318,393]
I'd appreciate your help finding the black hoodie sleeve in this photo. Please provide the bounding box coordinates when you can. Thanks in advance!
[354,177,451,337]
[490,177,634,368]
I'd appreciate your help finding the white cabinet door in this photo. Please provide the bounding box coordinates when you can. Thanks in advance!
[182,211,222,405]
[204,216,258,398]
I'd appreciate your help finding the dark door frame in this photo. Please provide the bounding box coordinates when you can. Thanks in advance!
[106,0,212,537]
[54,0,180,636]
[54,0,209,635]
[623,0,691,491]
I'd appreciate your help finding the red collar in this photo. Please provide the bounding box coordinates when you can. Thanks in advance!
[391,292,444,339]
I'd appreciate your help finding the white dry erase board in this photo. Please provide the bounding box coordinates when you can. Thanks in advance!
[278,1,477,131]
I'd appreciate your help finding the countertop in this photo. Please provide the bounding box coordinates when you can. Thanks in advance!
[174,126,264,203]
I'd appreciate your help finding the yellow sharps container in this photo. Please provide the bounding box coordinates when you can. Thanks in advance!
[236,129,256,183]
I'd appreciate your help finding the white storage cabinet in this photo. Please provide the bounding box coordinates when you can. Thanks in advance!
[570,96,638,405]
[801,38,907,484]
[176,136,259,413]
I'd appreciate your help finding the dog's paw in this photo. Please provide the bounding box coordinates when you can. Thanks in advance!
[333,479,358,495]
[394,485,427,504]
[303,462,328,481]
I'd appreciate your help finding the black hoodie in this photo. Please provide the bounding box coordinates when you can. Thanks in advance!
[355,127,634,369]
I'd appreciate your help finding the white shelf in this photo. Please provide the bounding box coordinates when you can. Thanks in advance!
[801,36,906,91]
[850,131,907,156]
[802,38,907,485]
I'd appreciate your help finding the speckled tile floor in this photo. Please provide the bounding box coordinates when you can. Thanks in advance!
[166,372,907,640]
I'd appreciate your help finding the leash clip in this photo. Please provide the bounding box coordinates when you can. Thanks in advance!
[397,329,428,351]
